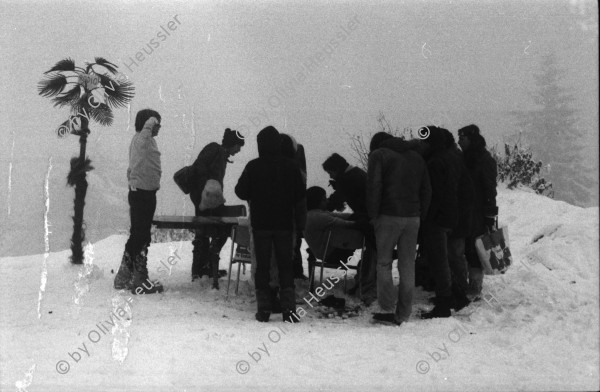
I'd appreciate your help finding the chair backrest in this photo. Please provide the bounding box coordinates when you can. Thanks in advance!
[220,204,247,217]
[327,228,365,250]
[233,225,252,247]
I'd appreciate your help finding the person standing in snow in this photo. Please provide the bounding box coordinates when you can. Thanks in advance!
[190,128,245,283]
[280,133,308,280]
[457,124,498,298]
[416,126,462,318]
[322,153,377,306]
[367,132,431,325]
[235,126,306,323]
[114,109,164,294]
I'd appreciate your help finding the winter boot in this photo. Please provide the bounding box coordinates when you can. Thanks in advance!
[131,250,164,295]
[451,284,471,312]
[467,267,483,300]
[114,251,134,290]
[255,311,271,322]
[191,245,209,281]
[283,309,301,323]
[421,296,452,319]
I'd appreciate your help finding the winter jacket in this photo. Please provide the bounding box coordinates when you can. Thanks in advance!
[464,147,498,236]
[447,146,475,238]
[190,142,228,209]
[327,166,368,219]
[304,210,356,259]
[366,142,431,221]
[127,117,161,191]
[235,126,307,231]
[425,148,460,229]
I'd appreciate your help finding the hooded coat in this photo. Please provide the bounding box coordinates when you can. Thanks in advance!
[235,126,306,231]
[463,135,498,236]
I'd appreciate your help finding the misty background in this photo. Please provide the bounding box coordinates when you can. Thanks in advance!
[0,0,597,257]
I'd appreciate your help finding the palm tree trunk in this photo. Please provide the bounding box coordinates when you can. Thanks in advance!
[69,133,89,264]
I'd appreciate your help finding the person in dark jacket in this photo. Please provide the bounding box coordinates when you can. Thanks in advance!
[442,129,475,305]
[281,134,309,280]
[458,124,498,298]
[367,132,431,325]
[235,126,307,323]
[114,109,164,294]
[415,126,461,318]
[190,128,244,284]
[322,153,376,305]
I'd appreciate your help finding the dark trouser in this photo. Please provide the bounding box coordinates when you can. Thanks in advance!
[293,232,304,276]
[125,189,157,257]
[422,221,453,298]
[356,221,377,302]
[253,230,295,313]
[464,236,482,269]
[447,237,470,296]
[192,204,228,277]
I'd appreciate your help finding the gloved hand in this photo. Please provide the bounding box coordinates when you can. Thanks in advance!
[484,216,497,232]
[328,179,338,190]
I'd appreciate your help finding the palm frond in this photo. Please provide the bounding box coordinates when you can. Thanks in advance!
[94,57,119,74]
[52,86,81,108]
[89,103,114,126]
[44,58,76,74]
[99,74,135,108]
[38,74,68,97]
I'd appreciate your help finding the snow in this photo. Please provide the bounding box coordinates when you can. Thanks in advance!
[1,188,598,391]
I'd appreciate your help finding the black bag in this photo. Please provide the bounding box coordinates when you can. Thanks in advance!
[173,165,195,194]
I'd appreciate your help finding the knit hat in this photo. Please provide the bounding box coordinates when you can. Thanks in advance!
[222,128,245,148]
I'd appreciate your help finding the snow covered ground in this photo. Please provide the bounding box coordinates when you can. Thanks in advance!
[1,188,598,391]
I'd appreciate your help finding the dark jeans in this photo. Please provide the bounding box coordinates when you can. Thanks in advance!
[253,230,295,312]
[447,237,470,295]
[422,221,453,298]
[192,204,229,276]
[125,189,157,257]
[293,232,304,276]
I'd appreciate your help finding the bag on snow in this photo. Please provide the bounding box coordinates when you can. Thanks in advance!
[475,226,513,275]
[173,165,195,194]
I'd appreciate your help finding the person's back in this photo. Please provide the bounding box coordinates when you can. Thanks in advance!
[367,147,430,219]
[235,126,306,323]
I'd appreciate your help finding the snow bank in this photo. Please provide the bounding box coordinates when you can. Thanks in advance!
[1,188,598,391]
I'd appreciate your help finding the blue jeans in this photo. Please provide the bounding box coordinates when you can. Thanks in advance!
[374,215,420,322]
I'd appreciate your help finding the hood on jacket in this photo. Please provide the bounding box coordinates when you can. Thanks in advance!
[379,137,412,154]
[257,126,281,158]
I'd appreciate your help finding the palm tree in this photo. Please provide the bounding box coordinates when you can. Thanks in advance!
[38,57,134,264]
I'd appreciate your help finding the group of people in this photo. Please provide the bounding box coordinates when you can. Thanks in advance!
[114,108,498,326]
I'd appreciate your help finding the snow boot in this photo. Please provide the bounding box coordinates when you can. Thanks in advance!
[371,313,402,326]
[191,246,209,281]
[451,282,471,311]
[131,250,164,295]
[283,309,301,323]
[421,296,452,319]
[255,311,271,322]
[467,267,483,300]
[114,251,134,290]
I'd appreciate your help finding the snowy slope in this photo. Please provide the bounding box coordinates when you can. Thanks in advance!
[1,188,598,392]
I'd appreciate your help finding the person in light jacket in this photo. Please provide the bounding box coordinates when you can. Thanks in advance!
[114,109,163,294]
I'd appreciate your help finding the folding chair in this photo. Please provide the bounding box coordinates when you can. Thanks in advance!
[226,223,254,299]
[309,228,366,294]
